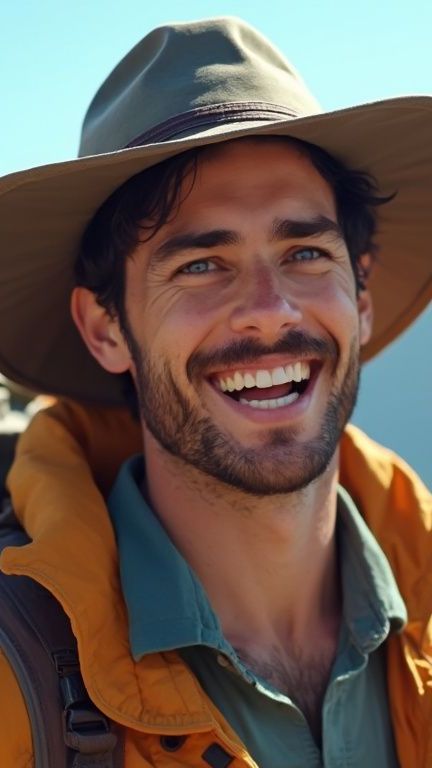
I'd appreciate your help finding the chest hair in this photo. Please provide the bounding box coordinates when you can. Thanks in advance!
[234,644,335,745]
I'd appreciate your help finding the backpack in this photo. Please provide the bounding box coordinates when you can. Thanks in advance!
[0,433,124,767]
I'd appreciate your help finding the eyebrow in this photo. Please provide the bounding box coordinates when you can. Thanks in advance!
[270,215,344,242]
[152,229,240,264]
[151,215,344,265]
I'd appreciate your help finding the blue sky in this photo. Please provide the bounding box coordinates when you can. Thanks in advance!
[1,0,431,483]
[2,0,432,175]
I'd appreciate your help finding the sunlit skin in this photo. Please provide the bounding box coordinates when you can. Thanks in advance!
[72,139,373,728]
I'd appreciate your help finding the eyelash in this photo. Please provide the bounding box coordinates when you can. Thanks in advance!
[179,259,219,274]
[177,247,329,275]
[287,247,328,262]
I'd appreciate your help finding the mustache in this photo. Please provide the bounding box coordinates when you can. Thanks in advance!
[187,330,338,380]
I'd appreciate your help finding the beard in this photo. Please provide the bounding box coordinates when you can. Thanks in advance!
[124,328,360,496]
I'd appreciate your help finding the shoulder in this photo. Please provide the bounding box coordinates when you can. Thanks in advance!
[341,424,431,621]
[341,424,431,524]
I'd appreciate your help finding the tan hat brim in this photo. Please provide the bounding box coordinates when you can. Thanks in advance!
[0,96,431,404]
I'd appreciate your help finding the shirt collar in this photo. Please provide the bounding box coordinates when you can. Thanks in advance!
[109,456,406,661]
[336,485,406,653]
[109,456,225,660]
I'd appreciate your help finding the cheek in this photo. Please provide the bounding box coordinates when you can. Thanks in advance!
[127,282,224,366]
[314,277,360,342]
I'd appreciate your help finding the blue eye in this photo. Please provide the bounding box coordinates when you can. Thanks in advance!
[290,248,326,261]
[181,259,217,274]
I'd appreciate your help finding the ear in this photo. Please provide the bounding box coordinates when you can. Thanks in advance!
[70,287,131,373]
[356,254,374,347]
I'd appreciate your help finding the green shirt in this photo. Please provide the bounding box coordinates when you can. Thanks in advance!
[109,457,407,767]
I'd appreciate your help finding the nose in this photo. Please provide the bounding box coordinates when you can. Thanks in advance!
[229,263,302,340]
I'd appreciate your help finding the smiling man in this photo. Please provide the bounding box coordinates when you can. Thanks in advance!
[0,16,431,768]
[74,139,370,499]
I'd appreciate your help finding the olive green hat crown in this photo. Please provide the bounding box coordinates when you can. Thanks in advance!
[80,17,321,157]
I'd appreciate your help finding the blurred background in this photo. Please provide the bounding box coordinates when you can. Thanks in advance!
[1,0,430,487]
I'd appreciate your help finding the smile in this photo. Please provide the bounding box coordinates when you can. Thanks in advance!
[210,360,314,411]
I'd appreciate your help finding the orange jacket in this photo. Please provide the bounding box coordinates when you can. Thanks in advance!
[0,400,431,768]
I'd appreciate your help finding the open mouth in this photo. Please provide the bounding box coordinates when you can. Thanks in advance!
[210,360,317,410]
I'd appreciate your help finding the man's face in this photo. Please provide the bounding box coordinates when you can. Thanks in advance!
[121,139,372,494]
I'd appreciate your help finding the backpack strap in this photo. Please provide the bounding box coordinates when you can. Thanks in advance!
[0,499,124,767]
[0,431,19,500]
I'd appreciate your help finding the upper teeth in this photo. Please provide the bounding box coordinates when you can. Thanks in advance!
[217,362,310,393]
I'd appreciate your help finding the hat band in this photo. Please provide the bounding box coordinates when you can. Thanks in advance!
[125,101,298,147]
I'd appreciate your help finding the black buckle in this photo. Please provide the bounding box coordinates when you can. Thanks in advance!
[54,649,80,677]
[55,649,117,759]
[63,707,117,754]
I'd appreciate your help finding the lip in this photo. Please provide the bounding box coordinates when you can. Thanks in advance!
[205,361,322,424]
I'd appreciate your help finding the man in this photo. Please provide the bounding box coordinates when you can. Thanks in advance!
[0,16,431,768]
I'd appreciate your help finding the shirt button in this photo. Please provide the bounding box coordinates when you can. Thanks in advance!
[216,653,232,668]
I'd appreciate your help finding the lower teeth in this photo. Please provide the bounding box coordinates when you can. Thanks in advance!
[239,392,299,410]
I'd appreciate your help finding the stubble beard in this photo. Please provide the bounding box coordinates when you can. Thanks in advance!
[125,330,360,496]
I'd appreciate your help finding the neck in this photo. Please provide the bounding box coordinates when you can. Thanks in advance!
[143,431,341,652]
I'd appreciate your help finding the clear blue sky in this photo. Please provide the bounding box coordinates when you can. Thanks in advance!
[1,0,431,484]
[2,0,432,175]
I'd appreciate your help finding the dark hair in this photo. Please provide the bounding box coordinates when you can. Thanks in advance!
[75,136,392,409]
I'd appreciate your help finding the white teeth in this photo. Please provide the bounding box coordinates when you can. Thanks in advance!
[244,372,255,388]
[256,370,273,388]
[226,376,235,392]
[233,372,244,391]
[217,361,311,392]
[293,362,302,382]
[271,366,287,385]
[239,392,299,409]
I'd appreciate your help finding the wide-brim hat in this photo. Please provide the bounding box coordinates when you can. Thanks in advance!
[0,17,431,405]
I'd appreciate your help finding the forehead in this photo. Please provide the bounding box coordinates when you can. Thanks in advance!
[173,137,337,222]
